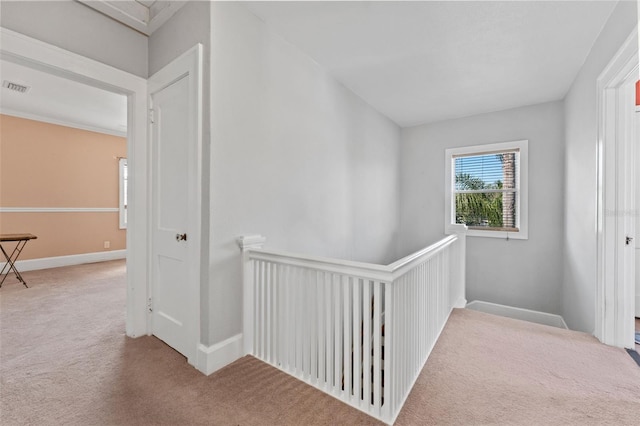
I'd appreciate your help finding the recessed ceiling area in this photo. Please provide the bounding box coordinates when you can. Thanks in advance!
[244,1,617,126]
[0,60,127,136]
[77,0,186,35]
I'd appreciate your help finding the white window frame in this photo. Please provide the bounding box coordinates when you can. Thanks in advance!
[444,140,528,239]
[119,158,127,229]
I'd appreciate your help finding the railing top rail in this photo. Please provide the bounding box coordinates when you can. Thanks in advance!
[247,247,392,282]
[245,232,463,282]
[388,235,457,278]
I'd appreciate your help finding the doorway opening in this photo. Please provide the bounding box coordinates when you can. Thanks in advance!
[0,58,128,271]
[0,27,149,338]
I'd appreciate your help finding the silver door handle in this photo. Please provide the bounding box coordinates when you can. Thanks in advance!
[176,233,187,242]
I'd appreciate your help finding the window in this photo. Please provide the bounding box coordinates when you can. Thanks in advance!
[445,140,528,239]
[119,158,127,229]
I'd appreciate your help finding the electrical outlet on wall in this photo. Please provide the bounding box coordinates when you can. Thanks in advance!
[104,241,110,249]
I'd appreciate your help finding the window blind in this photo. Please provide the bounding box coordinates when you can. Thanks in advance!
[454,149,518,191]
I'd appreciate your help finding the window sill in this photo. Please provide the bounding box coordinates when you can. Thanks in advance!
[467,226,519,232]
[446,224,528,240]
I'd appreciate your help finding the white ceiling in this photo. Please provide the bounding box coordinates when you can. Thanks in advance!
[244,1,617,126]
[0,1,618,134]
[0,60,127,136]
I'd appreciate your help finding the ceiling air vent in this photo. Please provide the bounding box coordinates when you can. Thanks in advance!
[2,80,30,93]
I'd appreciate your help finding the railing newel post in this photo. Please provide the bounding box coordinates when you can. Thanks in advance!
[446,224,467,308]
[237,235,266,356]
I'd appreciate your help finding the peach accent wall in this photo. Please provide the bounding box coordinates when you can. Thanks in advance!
[0,115,126,260]
[0,213,126,259]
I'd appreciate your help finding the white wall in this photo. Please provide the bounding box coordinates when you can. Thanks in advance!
[399,101,565,315]
[637,111,640,318]
[209,2,400,345]
[0,0,148,78]
[148,0,212,344]
[563,1,637,333]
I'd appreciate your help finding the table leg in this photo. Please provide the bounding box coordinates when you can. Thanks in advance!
[0,241,29,288]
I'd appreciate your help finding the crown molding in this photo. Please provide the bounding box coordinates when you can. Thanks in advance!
[0,109,127,138]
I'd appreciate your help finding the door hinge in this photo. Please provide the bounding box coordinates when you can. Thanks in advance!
[147,297,153,313]
[149,109,155,124]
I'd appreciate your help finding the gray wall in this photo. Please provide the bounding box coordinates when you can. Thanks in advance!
[148,0,212,344]
[0,0,148,78]
[562,1,638,333]
[209,2,400,345]
[399,101,565,315]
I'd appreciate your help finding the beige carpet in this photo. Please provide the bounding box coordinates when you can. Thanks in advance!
[1,261,639,425]
[395,309,640,425]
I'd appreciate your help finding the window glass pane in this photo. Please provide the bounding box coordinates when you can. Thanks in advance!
[455,192,517,229]
[123,162,128,207]
[455,152,517,190]
[119,158,128,229]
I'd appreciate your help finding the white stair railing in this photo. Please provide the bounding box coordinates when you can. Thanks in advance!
[238,226,466,424]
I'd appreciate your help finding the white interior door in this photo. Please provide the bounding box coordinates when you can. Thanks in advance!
[595,31,637,349]
[148,45,202,363]
[618,73,636,344]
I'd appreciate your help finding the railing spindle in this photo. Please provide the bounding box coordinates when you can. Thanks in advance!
[343,275,351,399]
[372,281,382,413]
[333,274,341,395]
[352,278,361,406]
[362,280,371,406]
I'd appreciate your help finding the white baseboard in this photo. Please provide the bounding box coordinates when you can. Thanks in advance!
[453,297,468,309]
[1,250,126,272]
[466,300,568,329]
[196,334,243,376]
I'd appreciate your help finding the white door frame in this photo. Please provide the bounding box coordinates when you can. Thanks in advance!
[147,44,203,365]
[0,28,150,338]
[595,26,638,348]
